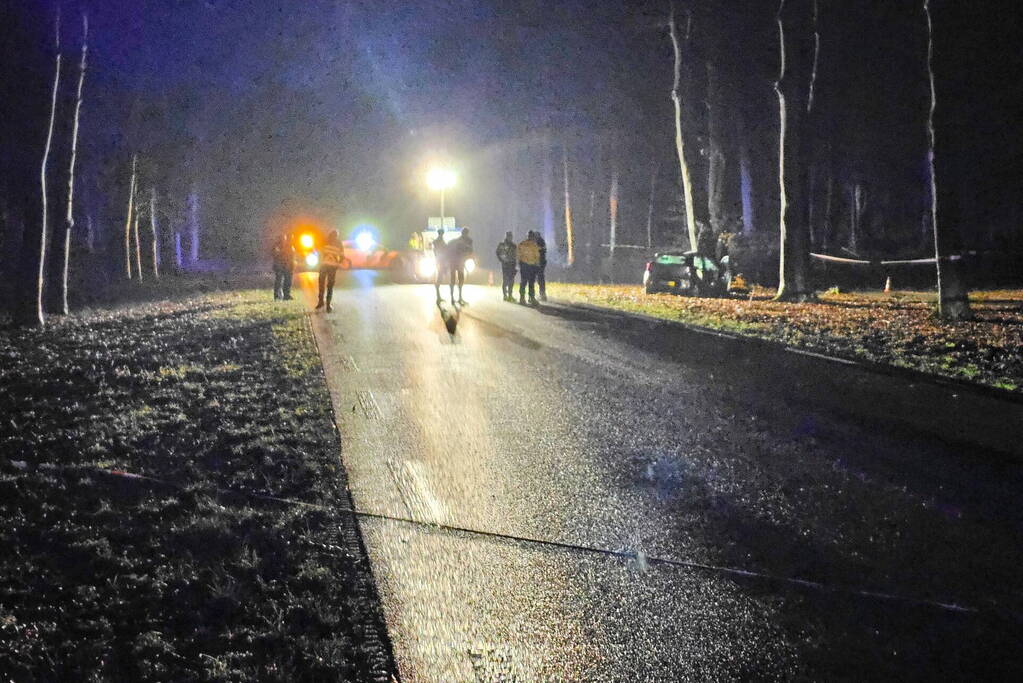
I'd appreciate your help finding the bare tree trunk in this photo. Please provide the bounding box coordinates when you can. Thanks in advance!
[123,155,137,278]
[924,0,970,320]
[849,183,863,253]
[149,187,159,278]
[774,0,815,302]
[85,213,94,252]
[187,187,200,264]
[669,4,698,251]
[562,144,574,266]
[821,169,833,251]
[133,195,143,281]
[586,187,596,271]
[706,62,732,238]
[174,231,183,270]
[609,167,619,264]
[541,134,557,263]
[54,14,87,315]
[739,146,754,234]
[32,13,62,325]
[645,161,659,249]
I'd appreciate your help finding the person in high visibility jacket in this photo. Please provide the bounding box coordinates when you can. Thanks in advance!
[517,232,541,306]
[316,230,345,312]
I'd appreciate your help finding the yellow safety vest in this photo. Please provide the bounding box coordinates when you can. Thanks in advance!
[517,239,540,266]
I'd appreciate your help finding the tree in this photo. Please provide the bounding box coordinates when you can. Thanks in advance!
[668,4,698,251]
[924,0,971,320]
[773,0,816,302]
[4,4,52,326]
[123,155,137,279]
[133,184,144,281]
[562,144,575,265]
[23,9,63,326]
[53,13,88,315]
[149,187,160,278]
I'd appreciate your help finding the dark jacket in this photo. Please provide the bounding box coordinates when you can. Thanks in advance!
[496,239,516,266]
[450,235,474,267]
[535,234,547,267]
[272,241,294,271]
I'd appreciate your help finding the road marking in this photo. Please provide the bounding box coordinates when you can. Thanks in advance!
[386,459,447,525]
[784,348,858,365]
[356,389,383,419]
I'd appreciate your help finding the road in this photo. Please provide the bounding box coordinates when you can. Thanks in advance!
[298,271,1023,681]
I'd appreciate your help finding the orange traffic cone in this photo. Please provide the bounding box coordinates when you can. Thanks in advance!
[487,271,494,286]
[884,276,892,293]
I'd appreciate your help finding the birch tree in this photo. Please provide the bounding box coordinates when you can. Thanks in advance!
[123,155,137,278]
[32,11,63,325]
[668,4,698,251]
[924,0,971,320]
[149,187,160,278]
[54,13,88,315]
[645,161,659,249]
[133,187,144,281]
[187,187,200,264]
[562,144,574,266]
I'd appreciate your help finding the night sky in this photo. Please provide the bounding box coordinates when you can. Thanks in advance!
[7,0,1022,263]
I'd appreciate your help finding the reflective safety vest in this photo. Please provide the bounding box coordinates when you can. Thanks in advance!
[517,239,540,266]
[321,242,345,268]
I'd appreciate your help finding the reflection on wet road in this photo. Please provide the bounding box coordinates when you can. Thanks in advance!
[299,272,1023,680]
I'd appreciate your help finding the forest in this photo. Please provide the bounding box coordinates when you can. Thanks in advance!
[2,0,1020,326]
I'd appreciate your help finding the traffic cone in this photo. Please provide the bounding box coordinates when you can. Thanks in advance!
[884,276,892,293]
[487,271,494,286]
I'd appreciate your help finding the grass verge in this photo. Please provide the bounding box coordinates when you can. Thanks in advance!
[0,289,393,681]
[548,284,1023,394]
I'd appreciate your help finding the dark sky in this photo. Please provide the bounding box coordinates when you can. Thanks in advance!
[10,0,1021,261]
[79,0,669,255]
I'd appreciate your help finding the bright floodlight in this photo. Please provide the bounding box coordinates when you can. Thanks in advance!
[418,254,436,278]
[355,231,375,252]
[464,257,476,274]
[299,233,315,249]
[305,252,319,268]
[426,166,456,191]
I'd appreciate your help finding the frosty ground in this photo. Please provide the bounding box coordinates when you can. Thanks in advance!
[0,284,394,680]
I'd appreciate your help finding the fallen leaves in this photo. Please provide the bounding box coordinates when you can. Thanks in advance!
[549,284,1023,392]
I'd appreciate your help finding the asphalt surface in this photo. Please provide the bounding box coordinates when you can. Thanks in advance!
[298,271,1023,681]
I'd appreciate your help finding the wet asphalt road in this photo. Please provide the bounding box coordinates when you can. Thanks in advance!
[299,272,1023,681]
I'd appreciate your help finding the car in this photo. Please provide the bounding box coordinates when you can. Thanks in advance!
[643,250,747,297]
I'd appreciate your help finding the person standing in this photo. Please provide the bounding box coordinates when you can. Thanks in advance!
[271,233,294,300]
[517,231,541,306]
[316,230,344,312]
[432,228,450,303]
[448,228,474,305]
[534,230,548,302]
[496,231,517,302]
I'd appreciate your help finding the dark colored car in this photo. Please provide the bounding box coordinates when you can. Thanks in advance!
[643,250,745,296]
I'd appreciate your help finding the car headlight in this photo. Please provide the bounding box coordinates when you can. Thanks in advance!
[305,252,319,268]
[464,258,476,274]
[417,255,436,277]
[355,231,375,252]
